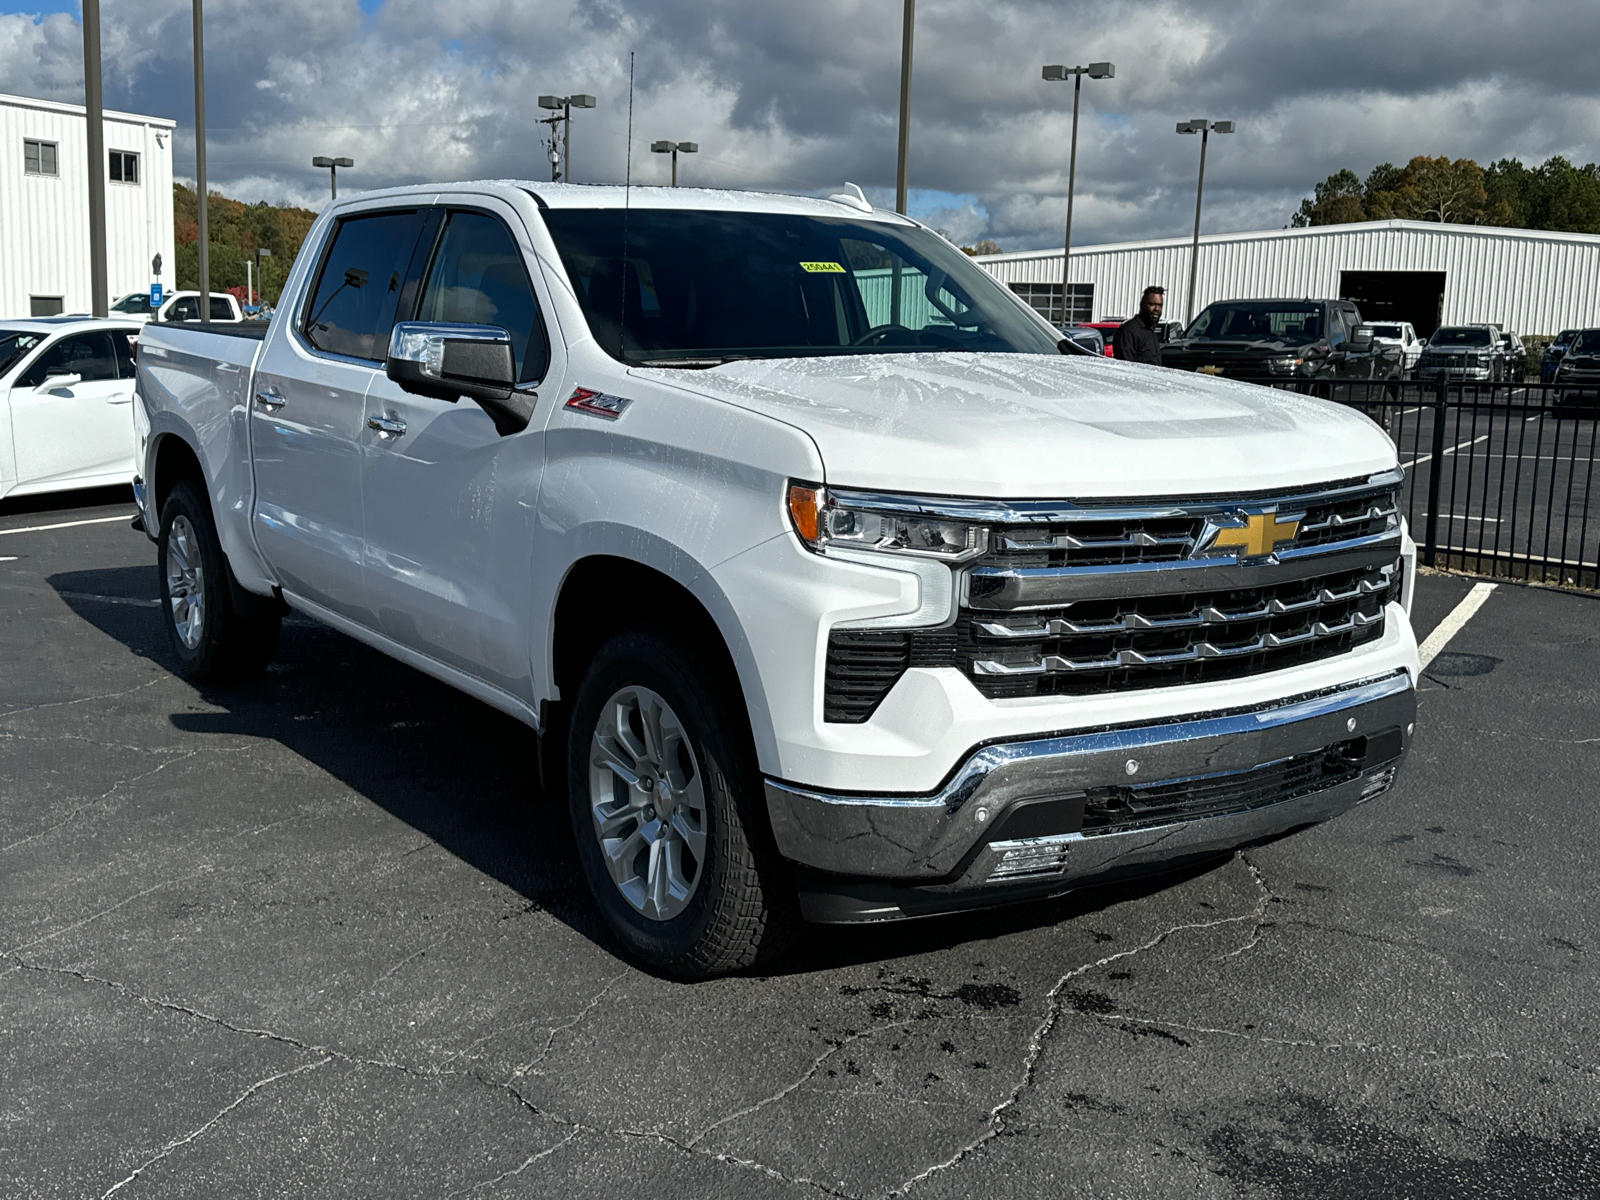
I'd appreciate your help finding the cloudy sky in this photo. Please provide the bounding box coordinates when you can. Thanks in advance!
[3,0,1596,251]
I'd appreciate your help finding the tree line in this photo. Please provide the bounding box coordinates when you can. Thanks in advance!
[172,183,318,306]
[1291,155,1600,233]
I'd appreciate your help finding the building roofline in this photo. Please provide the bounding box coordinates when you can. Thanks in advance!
[976,218,1600,263]
[1,91,177,128]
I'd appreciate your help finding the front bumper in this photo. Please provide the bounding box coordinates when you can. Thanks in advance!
[769,669,1414,921]
[1415,364,1491,381]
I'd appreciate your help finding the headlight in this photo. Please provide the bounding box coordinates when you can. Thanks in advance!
[1265,356,1302,373]
[787,483,988,561]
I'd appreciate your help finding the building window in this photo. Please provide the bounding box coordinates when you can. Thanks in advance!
[1010,282,1093,326]
[109,149,139,184]
[24,138,59,176]
[30,296,64,317]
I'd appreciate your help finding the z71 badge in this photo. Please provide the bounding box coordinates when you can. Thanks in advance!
[565,387,633,420]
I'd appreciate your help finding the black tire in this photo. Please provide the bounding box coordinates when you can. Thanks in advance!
[566,629,800,978]
[157,479,281,681]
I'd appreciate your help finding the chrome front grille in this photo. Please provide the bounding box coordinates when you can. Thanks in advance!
[821,473,1405,721]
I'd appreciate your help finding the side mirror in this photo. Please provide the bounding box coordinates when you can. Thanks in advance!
[385,321,531,436]
[41,368,83,389]
[1347,326,1374,349]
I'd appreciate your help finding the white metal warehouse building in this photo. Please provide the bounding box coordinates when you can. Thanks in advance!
[976,220,1600,338]
[0,92,176,320]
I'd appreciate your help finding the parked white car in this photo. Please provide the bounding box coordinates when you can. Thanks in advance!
[1365,321,1423,372]
[132,182,1420,977]
[108,290,245,324]
[0,317,141,501]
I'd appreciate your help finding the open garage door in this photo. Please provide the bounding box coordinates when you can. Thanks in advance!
[1340,271,1446,338]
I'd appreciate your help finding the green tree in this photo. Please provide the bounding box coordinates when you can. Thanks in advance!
[1290,168,1366,226]
[171,183,317,304]
[1366,156,1510,225]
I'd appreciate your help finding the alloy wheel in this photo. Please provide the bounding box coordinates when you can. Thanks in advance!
[165,514,206,650]
[587,685,708,921]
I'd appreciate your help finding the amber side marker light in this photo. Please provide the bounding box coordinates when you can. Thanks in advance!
[787,483,823,548]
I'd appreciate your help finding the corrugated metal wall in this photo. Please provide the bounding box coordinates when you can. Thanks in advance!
[977,220,1600,335]
[1,93,177,319]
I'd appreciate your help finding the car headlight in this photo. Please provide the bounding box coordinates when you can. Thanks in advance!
[787,483,988,561]
[1266,356,1302,373]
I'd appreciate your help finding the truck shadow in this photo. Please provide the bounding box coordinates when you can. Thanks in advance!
[51,564,1220,979]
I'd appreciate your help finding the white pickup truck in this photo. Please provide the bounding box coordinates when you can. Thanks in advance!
[132,182,1419,977]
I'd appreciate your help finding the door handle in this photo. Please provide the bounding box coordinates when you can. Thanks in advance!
[255,390,285,410]
[367,414,407,436]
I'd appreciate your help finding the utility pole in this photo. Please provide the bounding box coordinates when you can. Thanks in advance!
[1042,62,1113,327]
[895,0,914,215]
[82,0,108,318]
[192,0,209,324]
[1176,119,1233,324]
[538,94,596,182]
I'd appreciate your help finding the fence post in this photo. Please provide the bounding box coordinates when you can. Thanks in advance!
[1422,377,1448,567]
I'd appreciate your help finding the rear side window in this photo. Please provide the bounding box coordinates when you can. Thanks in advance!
[304,209,426,361]
[416,210,550,383]
[18,333,118,387]
[210,296,234,320]
[167,297,199,321]
[111,330,135,377]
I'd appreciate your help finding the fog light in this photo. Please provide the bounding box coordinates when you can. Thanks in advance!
[986,836,1073,882]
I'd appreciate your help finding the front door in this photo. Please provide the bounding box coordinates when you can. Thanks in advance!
[250,206,428,626]
[360,203,557,699]
[9,331,135,490]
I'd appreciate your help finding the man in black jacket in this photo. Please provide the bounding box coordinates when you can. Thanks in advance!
[1113,286,1166,365]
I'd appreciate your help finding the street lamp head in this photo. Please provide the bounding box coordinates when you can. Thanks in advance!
[677,142,698,154]
[1212,120,1235,134]
[651,140,674,153]
[333,157,354,168]
[537,95,564,110]
[569,94,596,109]
[257,248,272,258]
[312,155,334,167]
[1086,61,1115,78]
[1041,64,1069,81]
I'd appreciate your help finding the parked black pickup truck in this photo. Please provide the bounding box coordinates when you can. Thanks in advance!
[1163,298,1402,390]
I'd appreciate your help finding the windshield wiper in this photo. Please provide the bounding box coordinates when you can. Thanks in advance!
[632,353,768,368]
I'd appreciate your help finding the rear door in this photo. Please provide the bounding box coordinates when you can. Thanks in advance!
[359,201,559,697]
[9,331,134,489]
[250,206,429,626]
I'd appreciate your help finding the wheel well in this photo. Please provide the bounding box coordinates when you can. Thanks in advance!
[152,434,205,517]
[551,556,744,706]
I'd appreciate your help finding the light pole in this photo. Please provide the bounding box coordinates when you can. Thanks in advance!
[1041,60,1114,327]
[312,155,353,200]
[650,140,698,186]
[1176,118,1233,325]
[193,0,209,323]
[82,0,109,318]
[895,0,914,215]
[537,94,596,182]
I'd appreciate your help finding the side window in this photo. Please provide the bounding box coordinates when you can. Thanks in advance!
[210,296,235,320]
[111,330,135,378]
[167,297,199,322]
[303,209,426,361]
[17,334,117,387]
[416,210,550,383]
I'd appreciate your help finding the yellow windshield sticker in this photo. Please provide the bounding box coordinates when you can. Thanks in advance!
[800,261,845,273]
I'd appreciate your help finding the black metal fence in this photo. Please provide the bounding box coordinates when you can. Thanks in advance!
[1233,378,1600,590]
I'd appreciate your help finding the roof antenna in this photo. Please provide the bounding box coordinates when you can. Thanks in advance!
[619,50,633,361]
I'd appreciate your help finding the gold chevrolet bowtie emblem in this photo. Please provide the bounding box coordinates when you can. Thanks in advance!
[1209,510,1301,558]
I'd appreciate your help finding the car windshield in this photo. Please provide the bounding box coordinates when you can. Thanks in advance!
[1182,302,1323,344]
[0,330,45,376]
[1554,330,1579,346]
[1569,330,1600,354]
[539,208,1061,364]
[1430,327,1493,346]
[1369,325,1402,338]
[111,293,153,314]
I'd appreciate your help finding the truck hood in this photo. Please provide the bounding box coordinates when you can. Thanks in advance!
[1165,338,1316,357]
[640,352,1398,499]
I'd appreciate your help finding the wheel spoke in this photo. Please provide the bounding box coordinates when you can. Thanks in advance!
[592,736,640,787]
[601,825,646,889]
[670,810,705,864]
[646,836,669,919]
[593,800,639,841]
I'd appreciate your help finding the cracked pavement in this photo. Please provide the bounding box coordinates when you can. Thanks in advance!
[2,490,1597,1198]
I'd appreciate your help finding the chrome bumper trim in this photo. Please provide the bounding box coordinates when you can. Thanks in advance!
[766,669,1414,881]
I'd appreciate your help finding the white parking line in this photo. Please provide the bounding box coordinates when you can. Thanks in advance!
[0,513,132,537]
[1418,582,1497,670]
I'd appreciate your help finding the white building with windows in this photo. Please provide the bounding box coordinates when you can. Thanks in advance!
[0,92,176,319]
[976,220,1600,339]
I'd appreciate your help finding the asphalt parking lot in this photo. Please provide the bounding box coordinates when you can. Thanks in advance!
[3,489,1597,1199]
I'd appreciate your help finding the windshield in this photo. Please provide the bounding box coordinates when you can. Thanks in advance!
[0,330,45,377]
[1569,330,1600,354]
[111,293,153,314]
[1183,302,1323,344]
[539,209,1060,364]
[1429,327,1492,347]
[1369,325,1402,338]
[1554,330,1579,347]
